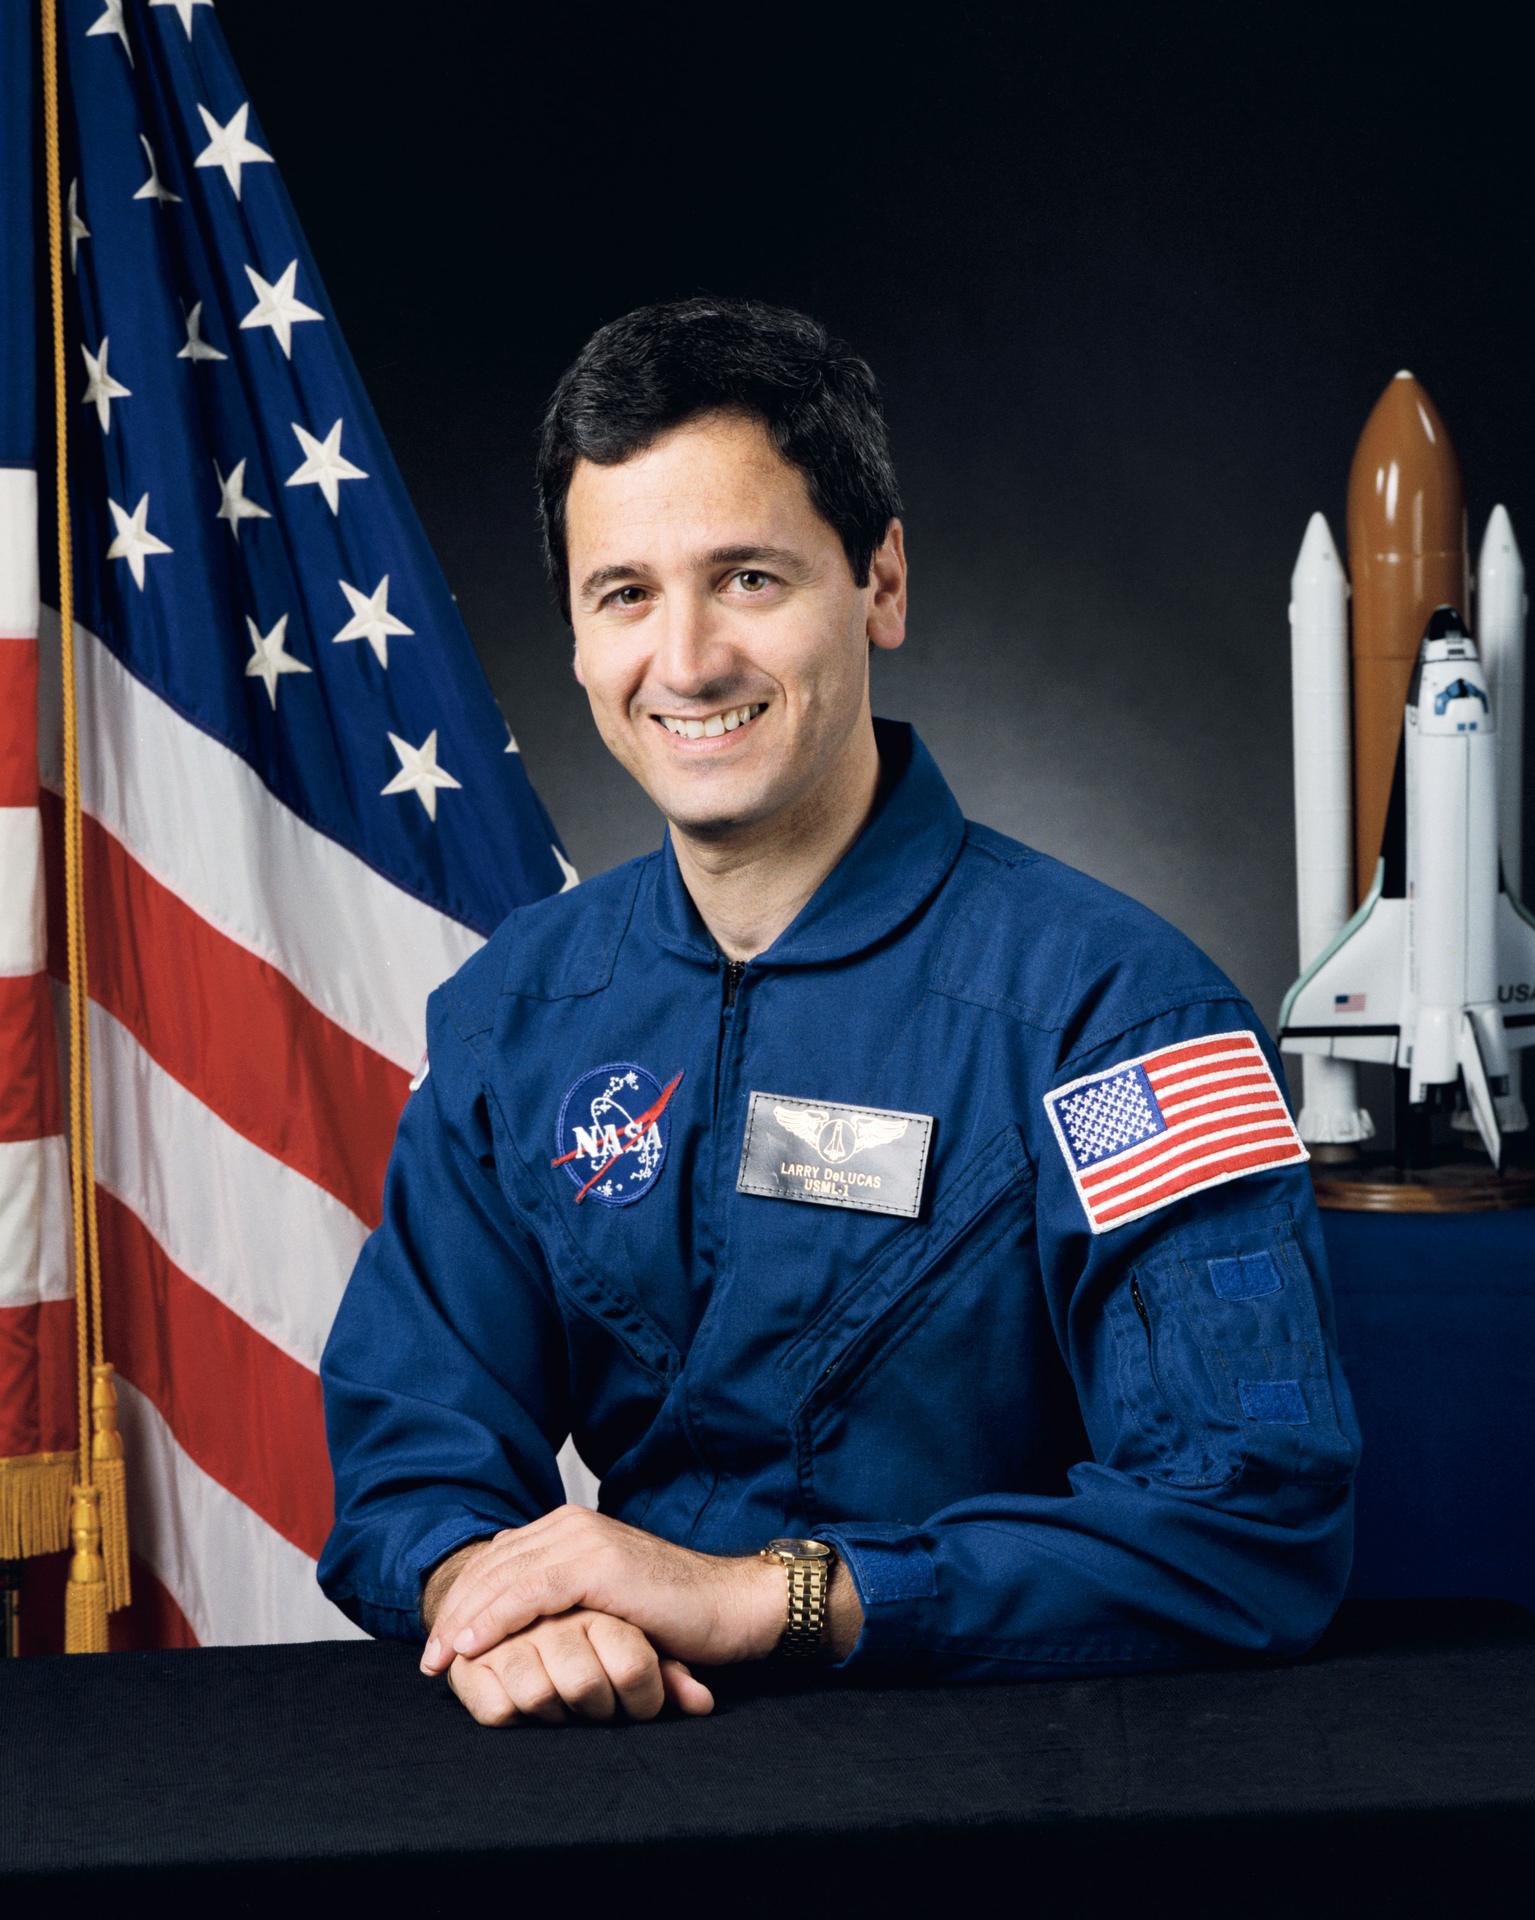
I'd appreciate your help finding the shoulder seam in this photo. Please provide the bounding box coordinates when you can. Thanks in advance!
[1057,987,1257,1077]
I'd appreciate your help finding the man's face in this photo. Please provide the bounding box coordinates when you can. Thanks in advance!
[566,410,904,843]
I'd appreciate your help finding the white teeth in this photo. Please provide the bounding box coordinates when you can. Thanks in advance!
[659,702,765,738]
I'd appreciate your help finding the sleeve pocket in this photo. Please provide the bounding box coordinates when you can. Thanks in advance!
[1109,1213,1361,1492]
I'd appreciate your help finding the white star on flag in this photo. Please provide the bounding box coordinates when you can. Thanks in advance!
[81,337,131,433]
[245,614,312,709]
[133,134,181,205]
[552,844,579,891]
[285,418,367,514]
[149,0,214,36]
[86,0,133,63]
[68,180,89,273]
[106,493,173,590]
[178,301,227,364]
[333,576,413,668]
[194,102,274,199]
[240,259,321,359]
[381,729,461,822]
[215,459,272,539]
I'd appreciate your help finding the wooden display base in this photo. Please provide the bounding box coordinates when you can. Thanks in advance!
[1311,1159,1535,1213]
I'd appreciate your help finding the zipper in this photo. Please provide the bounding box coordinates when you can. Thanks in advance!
[1130,1273,1153,1357]
[722,958,746,1009]
[803,1144,1025,1407]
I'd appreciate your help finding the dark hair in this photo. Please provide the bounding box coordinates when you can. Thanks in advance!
[536,295,902,623]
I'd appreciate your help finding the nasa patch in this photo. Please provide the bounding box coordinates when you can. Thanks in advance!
[551,1062,684,1206]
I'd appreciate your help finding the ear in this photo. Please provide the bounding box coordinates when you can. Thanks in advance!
[571,636,586,688]
[866,518,907,654]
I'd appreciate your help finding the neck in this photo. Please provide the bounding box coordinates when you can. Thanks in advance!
[670,720,882,961]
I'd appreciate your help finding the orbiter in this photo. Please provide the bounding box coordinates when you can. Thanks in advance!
[1278,373,1535,1167]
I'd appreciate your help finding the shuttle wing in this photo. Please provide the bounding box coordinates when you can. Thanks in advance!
[1279,861,1405,1067]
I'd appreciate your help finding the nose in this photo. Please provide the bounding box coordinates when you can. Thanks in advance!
[649,590,738,702]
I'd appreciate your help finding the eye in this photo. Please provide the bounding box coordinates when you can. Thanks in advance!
[730,570,778,595]
[599,584,650,610]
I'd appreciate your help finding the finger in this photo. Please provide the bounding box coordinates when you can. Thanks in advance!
[447,1554,584,1663]
[487,1639,569,1727]
[659,1657,715,1716]
[425,1545,568,1673]
[534,1616,618,1723]
[446,1654,521,1729]
[584,1613,667,1722]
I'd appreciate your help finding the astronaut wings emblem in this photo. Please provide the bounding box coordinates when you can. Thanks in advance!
[773,1103,909,1165]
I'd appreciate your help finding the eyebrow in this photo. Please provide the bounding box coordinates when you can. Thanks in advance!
[577,545,811,606]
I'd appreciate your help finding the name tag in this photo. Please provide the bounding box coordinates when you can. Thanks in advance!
[735,1090,933,1219]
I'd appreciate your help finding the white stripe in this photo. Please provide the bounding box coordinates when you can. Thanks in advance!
[0,468,39,635]
[1088,1146,1308,1234]
[0,1134,72,1309]
[1158,1078,1279,1118]
[81,992,367,1370]
[0,810,45,976]
[1045,1028,1260,1106]
[1084,1115,1297,1201]
[1147,1048,1263,1088]
[117,1376,366,1646]
[1151,1063,1269,1101]
[36,608,482,1071]
[1080,1097,1287,1190]
[1089,1132,1305,1215]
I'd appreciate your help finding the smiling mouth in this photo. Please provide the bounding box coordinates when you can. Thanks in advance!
[652,701,768,741]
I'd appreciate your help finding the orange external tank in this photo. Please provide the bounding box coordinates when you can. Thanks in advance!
[1345,371,1468,905]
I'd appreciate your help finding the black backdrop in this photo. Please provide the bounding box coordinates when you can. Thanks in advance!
[217,0,1535,1123]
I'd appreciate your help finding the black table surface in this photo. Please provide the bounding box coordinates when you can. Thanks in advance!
[6,1599,1534,1914]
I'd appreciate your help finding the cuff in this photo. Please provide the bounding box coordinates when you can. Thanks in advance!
[408,1513,511,1625]
[810,1520,937,1673]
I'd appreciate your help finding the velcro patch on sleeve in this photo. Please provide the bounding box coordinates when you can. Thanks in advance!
[1043,1029,1307,1235]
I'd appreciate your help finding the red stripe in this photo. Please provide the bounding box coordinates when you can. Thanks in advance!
[0,1296,77,1457]
[1081,1099,1288,1190]
[14,1551,201,1654]
[1148,1048,1263,1093]
[0,974,64,1142]
[40,791,408,1228]
[1157,1071,1273,1112]
[110,1555,201,1651]
[98,1186,333,1561]
[1140,1035,1259,1080]
[1094,1140,1306,1224]
[0,637,38,806]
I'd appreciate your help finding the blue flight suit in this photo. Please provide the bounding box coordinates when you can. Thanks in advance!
[318,718,1362,1679]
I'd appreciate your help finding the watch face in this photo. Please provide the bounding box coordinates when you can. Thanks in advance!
[768,1538,832,1559]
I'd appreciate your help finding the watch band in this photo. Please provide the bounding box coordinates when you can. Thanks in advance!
[760,1538,835,1659]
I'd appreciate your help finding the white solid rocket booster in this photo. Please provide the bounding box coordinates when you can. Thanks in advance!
[1477,504,1525,897]
[1288,512,1374,1144]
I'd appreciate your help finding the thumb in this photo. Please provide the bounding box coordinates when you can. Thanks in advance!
[659,1656,714,1716]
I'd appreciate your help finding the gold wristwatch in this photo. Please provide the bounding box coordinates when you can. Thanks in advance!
[759,1537,836,1658]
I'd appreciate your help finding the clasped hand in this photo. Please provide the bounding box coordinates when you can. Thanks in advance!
[419,1505,784,1727]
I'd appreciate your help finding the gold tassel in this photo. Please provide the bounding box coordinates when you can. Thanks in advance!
[0,1451,75,1558]
[64,1482,108,1653]
[91,1364,131,1612]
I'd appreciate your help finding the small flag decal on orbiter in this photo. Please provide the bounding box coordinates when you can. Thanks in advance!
[1043,1031,1307,1234]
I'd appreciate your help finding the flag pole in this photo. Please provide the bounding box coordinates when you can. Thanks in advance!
[39,0,126,1651]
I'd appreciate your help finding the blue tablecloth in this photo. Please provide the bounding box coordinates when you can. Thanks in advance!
[1324,1207,1535,1608]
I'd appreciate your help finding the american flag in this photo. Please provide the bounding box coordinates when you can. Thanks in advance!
[1,0,585,1647]
[1044,1031,1308,1235]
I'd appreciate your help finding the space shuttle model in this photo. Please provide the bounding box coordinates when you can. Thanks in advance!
[1278,372,1535,1169]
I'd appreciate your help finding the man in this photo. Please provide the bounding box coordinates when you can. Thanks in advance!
[317,296,1362,1729]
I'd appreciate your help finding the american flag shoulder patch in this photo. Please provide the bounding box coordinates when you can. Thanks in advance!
[1043,1029,1308,1235]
